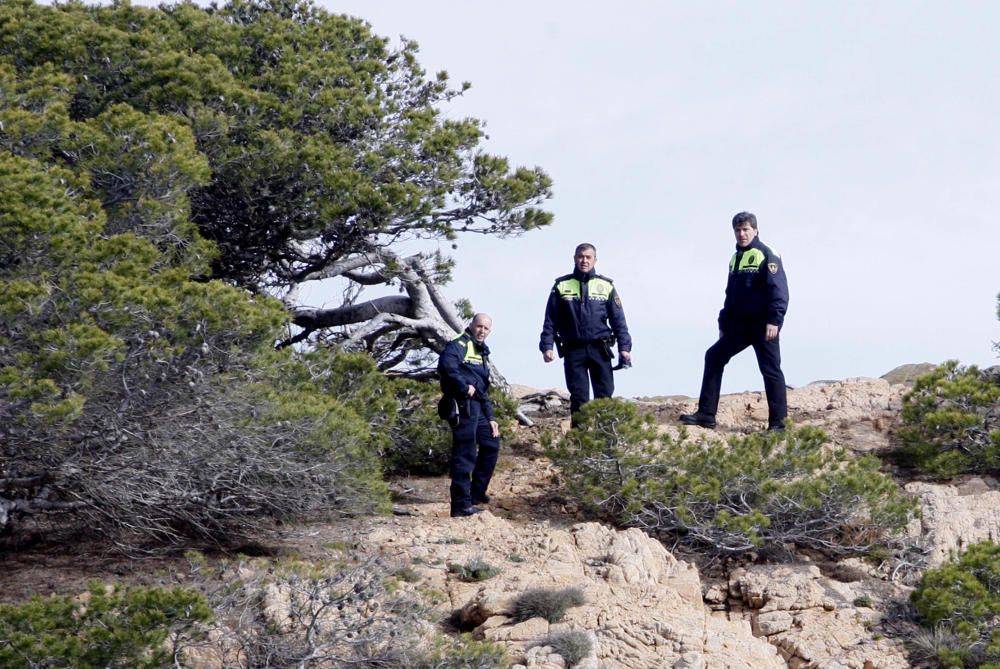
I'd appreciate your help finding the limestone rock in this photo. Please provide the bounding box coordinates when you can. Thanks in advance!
[360,514,783,668]
[728,564,910,668]
[906,478,1000,566]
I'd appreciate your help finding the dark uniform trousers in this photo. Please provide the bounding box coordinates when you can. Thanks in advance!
[563,342,615,416]
[698,323,787,427]
[449,398,500,513]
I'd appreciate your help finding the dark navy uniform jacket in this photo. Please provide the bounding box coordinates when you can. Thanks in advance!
[539,269,632,353]
[438,331,494,421]
[719,236,789,330]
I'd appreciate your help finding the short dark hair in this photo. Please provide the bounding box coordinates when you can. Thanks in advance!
[732,212,757,229]
[574,243,596,255]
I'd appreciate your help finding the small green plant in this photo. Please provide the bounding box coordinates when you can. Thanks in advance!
[511,587,586,623]
[905,626,970,669]
[412,633,507,669]
[448,557,500,582]
[323,540,355,552]
[0,581,211,669]
[894,361,1000,478]
[441,537,467,545]
[537,630,593,667]
[418,587,448,606]
[393,566,422,583]
[508,552,526,563]
[853,595,873,608]
[910,541,1000,668]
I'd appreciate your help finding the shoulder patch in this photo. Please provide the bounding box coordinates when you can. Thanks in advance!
[768,262,778,275]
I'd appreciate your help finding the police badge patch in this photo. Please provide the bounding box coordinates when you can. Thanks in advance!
[767,263,778,275]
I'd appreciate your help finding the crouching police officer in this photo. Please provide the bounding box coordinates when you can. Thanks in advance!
[438,313,500,518]
[540,243,632,423]
[681,211,789,431]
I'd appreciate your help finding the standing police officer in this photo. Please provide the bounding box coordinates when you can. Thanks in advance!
[540,243,632,422]
[438,313,500,517]
[681,212,789,431]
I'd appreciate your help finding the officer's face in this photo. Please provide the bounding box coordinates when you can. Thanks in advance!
[734,223,758,248]
[574,249,596,273]
[469,316,492,343]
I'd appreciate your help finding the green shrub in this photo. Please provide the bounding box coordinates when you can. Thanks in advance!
[511,587,586,623]
[549,398,916,556]
[411,634,507,669]
[895,361,1000,478]
[537,630,593,667]
[448,556,501,582]
[0,582,211,669]
[293,350,451,476]
[905,626,970,669]
[910,541,1000,668]
[0,152,392,549]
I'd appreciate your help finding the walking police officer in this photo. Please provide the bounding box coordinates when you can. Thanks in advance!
[681,212,789,431]
[540,243,632,422]
[438,313,500,517]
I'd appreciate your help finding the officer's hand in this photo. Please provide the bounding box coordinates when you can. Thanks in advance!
[467,385,476,397]
[489,420,500,438]
[619,350,632,363]
[765,324,779,341]
[543,349,555,363]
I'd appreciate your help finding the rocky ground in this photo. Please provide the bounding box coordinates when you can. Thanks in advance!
[4,372,1000,668]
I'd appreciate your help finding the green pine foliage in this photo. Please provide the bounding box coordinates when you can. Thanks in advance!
[910,541,1000,668]
[2,0,551,547]
[410,635,507,669]
[549,398,916,556]
[259,348,451,475]
[0,150,394,547]
[0,581,211,669]
[895,361,1000,478]
[0,0,552,291]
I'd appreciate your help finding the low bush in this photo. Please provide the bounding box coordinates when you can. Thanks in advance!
[539,630,593,667]
[410,634,507,669]
[511,587,586,623]
[448,556,501,582]
[894,361,1000,478]
[0,582,211,669]
[549,398,916,556]
[299,350,452,476]
[910,541,1000,668]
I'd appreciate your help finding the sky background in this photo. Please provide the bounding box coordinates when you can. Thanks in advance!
[311,1,998,398]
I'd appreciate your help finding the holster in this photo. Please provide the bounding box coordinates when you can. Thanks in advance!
[599,336,615,361]
[437,395,461,427]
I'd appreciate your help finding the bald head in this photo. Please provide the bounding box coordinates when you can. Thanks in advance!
[469,313,492,343]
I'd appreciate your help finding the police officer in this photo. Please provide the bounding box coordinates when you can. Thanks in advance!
[540,243,632,422]
[438,313,500,518]
[681,212,789,431]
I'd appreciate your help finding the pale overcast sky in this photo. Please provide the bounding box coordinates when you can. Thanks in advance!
[317,1,998,397]
[113,0,998,397]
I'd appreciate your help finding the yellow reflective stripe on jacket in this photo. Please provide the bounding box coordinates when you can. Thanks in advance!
[729,248,766,273]
[451,335,483,365]
[555,277,613,301]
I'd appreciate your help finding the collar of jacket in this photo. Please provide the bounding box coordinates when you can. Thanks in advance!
[572,268,596,281]
[734,236,765,254]
[463,330,491,358]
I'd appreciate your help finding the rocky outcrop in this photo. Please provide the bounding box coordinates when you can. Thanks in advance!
[906,477,1000,566]
[348,510,924,668]
[723,564,910,668]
